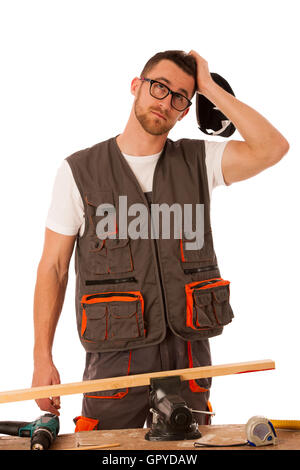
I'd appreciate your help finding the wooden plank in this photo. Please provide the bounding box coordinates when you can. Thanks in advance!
[0,359,274,404]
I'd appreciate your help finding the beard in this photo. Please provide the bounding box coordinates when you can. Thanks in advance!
[134,96,174,136]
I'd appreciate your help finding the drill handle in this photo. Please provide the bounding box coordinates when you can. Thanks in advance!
[0,421,30,436]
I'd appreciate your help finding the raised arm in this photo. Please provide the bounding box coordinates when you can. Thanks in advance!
[32,228,77,415]
[189,50,290,184]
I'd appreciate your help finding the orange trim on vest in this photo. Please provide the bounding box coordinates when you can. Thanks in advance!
[80,291,144,342]
[187,341,208,393]
[81,291,144,307]
[180,238,185,262]
[74,415,99,432]
[207,400,213,413]
[81,308,87,337]
[185,278,230,330]
[85,350,132,400]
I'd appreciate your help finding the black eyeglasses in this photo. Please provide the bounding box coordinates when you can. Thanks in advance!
[140,77,192,112]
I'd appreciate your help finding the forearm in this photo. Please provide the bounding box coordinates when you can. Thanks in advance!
[33,262,68,364]
[201,81,289,158]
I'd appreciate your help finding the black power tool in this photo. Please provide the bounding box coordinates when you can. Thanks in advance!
[0,413,60,450]
[145,376,205,441]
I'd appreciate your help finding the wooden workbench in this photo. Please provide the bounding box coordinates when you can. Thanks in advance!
[0,424,299,451]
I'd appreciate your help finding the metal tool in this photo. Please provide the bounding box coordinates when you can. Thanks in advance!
[145,376,215,441]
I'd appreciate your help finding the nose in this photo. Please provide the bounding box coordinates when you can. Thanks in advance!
[158,93,173,112]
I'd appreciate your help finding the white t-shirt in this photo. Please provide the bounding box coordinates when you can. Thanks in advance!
[46,140,228,237]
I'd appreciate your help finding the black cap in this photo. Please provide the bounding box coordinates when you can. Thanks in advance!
[196,72,236,138]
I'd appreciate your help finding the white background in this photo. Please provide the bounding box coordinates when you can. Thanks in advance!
[0,0,299,437]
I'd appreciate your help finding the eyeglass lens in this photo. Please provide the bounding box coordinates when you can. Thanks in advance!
[150,81,189,111]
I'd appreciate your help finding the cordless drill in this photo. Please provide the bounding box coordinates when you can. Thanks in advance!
[0,413,60,450]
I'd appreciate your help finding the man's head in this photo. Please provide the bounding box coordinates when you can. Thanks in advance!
[132,50,197,136]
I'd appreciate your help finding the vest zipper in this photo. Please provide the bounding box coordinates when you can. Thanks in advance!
[85,277,137,286]
[151,146,170,330]
[84,292,139,302]
[183,264,218,275]
[191,279,220,289]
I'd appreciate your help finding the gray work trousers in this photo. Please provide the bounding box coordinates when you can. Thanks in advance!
[81,327,212,430]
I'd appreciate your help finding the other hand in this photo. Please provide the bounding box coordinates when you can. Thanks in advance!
[32,360,61,416]
[188,50,215,94]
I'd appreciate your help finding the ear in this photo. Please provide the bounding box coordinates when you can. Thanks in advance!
[178,107,190,121]
[130,77,141,97]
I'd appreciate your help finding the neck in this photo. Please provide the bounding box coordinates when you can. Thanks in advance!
[116,107,167,156]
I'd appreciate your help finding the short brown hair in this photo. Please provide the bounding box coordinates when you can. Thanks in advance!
[140,50,197,97]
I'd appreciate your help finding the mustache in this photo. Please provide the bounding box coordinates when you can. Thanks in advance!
[150,108,168,119]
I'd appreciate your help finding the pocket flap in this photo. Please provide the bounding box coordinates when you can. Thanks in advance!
[108,300,138,319]
[193,291,212,307]
[89,237,106,252]
[183,230,197,241]
[182,232,204,251]
[85,302,107,319]
[105,238,130,250]
[213,286,229,303]
[85,190,114,208]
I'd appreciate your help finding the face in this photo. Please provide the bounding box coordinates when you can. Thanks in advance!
[132,59,195,136]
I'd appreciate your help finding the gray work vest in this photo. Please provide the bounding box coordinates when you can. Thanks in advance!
[66,136,234,353]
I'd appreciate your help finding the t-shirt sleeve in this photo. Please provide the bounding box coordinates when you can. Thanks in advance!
[204,140,230,197]
[45,160,84,236]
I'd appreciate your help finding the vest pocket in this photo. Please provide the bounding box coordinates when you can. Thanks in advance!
[81,302,107,342]
[180,230,215,263]
[81,291,145,343]
[108,301,141,339]
[88,237,134,274]
[85,190,134,274]
[88,237,108,274]
[185,278,234,331]
[105,237,133,273]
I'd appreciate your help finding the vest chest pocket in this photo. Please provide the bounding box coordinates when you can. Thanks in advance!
[81,291,145,343]
[185,278,234,331]
[85,191,133,274]
[105,237,133,273]
[87,237,133,274]
[180,230,215,263]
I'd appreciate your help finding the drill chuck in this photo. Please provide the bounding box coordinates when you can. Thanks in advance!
[31,427,55,450]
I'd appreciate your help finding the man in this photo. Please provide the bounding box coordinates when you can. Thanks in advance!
[32,50,289,431]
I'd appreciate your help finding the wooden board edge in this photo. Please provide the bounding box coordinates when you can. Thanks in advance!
[0,359,275,404]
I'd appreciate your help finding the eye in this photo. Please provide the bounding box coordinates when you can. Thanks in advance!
[174,93,185,103]
[151,82,168,98]
[154,82,167,91]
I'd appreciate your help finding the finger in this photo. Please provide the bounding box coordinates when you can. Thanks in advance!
[46,403,60,416]
[35,398,60,416]
[48,397,61,415]
[52,396,61,408]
